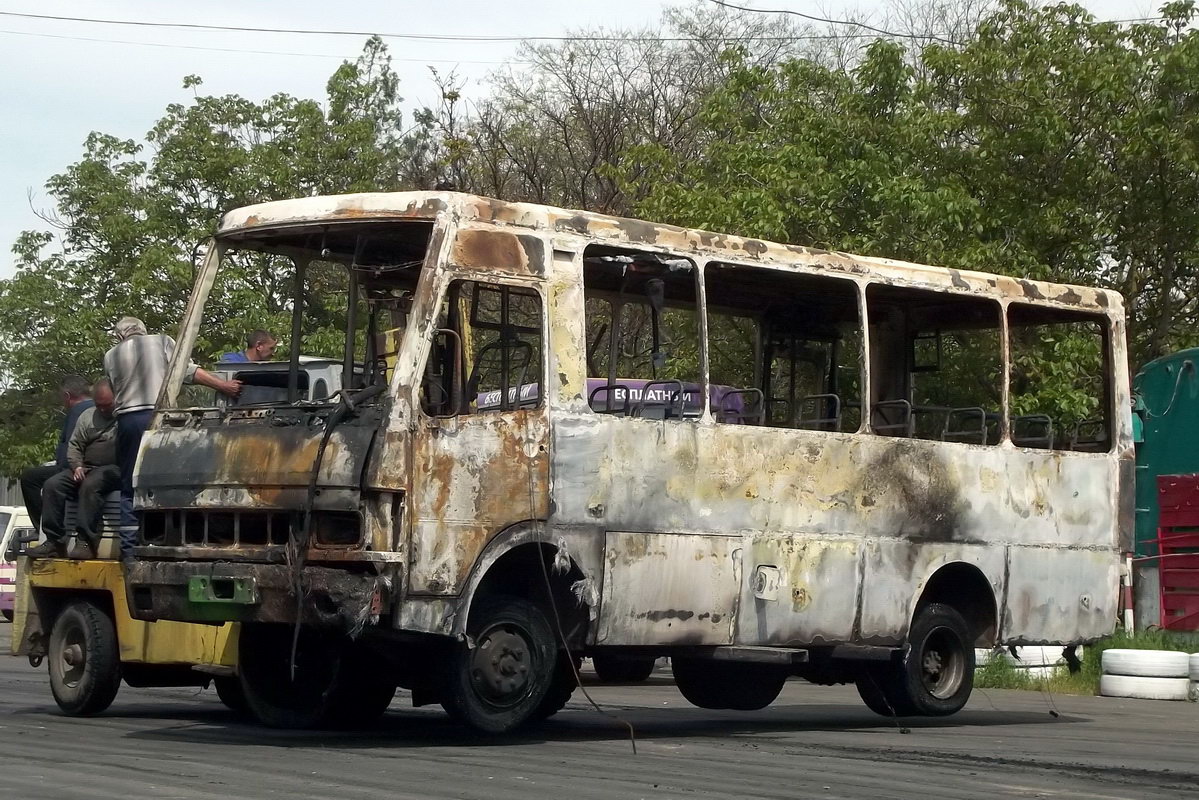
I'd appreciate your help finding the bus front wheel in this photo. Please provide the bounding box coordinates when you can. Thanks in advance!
[443,594,559,734]
[47,600,122,716]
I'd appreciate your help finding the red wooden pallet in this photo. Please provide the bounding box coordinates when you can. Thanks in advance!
[1156,474,1199,631]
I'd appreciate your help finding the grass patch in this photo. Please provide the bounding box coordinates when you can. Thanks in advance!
[974,629,1199,696]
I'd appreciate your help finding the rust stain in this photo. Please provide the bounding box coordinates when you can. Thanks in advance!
[450,228,545,276]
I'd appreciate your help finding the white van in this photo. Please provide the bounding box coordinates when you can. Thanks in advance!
[0,505,35,621]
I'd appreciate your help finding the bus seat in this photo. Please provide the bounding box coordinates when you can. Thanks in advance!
[797,393,841,432]
[942,407,987,444]
[1012,414,1054,449]
[1070,419,1108,452]
[716,389,765,425]
[630,380,685,420]
[871,399,913,437]
[589,384,631,415]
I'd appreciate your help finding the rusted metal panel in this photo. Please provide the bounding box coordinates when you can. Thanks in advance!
[1001,548,1119,643]
[552,416,1118,549]
[597,531,740,645]
[138,410,379,516]
[126,560,385,632]
[450,227,545,277]
[857,541,1005,644]
[407,410,550,594]
[733,536,860,646]
[219,193,451,235]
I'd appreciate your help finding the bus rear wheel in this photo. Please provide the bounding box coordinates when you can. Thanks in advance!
[672,658,787,710]
[47,600,121,716]
[856,603,974,717]
[443,595,559,734]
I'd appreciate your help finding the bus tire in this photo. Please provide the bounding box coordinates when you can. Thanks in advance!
[893,602,975,717]
[855,665,916,717]
[533,651,580,721]
[443,595,559,734]
[47,600,121,716]
[2,609,13,622]
[214,675,249,715]
[592,654,656,683]
[238,623,341,729]
[328,646,397,727]
[672,658,787,711]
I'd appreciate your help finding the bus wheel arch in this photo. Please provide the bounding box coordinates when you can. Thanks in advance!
[911,561,998,648]
[457,530,593,647]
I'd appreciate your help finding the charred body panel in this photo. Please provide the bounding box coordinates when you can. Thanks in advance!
[126,560,385,631]
[139,407,382,516]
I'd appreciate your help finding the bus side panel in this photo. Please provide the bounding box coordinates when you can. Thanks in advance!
[597,531,739,645]
[858,541,1005,644]
[1001,547,1119,644]
[733,535,860,646]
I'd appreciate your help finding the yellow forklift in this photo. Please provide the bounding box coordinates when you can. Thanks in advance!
[7,507,241,716]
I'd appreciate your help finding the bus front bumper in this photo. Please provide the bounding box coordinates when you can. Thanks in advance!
[125,559,386,631]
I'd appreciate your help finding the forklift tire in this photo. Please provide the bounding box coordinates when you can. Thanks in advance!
[48,600,122,716]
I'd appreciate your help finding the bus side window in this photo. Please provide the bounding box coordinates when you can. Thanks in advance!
[421,279,544,416]
[1008,304,1110,452]
[704,261,863,432]
[582,246,702,421]
[866,285,1002,444]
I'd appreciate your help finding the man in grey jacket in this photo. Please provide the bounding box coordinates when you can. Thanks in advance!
[104,317,240,556]
[28,379,121,559]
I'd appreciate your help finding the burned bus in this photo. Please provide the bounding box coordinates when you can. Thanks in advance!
[126,192,1132,732]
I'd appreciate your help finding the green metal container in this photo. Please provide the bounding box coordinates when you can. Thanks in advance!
[1132,348,1199,555]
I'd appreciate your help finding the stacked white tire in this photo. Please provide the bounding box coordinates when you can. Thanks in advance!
[975,646,1065,679]
[1099,649,1193,701]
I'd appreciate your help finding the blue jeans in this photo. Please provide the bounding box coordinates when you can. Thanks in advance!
[116,410,154,555]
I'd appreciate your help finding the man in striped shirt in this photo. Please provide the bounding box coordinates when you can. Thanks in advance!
[103,316,241,557]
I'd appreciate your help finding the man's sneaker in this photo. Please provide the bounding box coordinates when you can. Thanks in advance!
[68,542,97,560]
[24,540,66,558]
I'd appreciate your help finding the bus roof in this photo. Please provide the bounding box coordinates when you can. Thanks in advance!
[217,191,1120,315]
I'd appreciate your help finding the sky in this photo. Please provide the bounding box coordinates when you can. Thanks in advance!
[0,0,1154,279]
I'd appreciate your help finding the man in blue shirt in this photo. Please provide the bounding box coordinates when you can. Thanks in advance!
[20,375,94,548]
[221,330,278,364]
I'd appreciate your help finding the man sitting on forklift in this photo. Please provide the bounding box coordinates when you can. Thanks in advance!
[26,378,120,559]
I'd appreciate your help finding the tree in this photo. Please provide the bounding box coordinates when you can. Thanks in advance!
[625,1,1199,369]
[0,37,433,475]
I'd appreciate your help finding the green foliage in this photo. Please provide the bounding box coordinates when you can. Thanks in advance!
[0,37,435,475]
[626,1,1199,368]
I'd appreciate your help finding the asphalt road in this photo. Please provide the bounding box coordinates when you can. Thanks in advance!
[1,626,1196,800]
